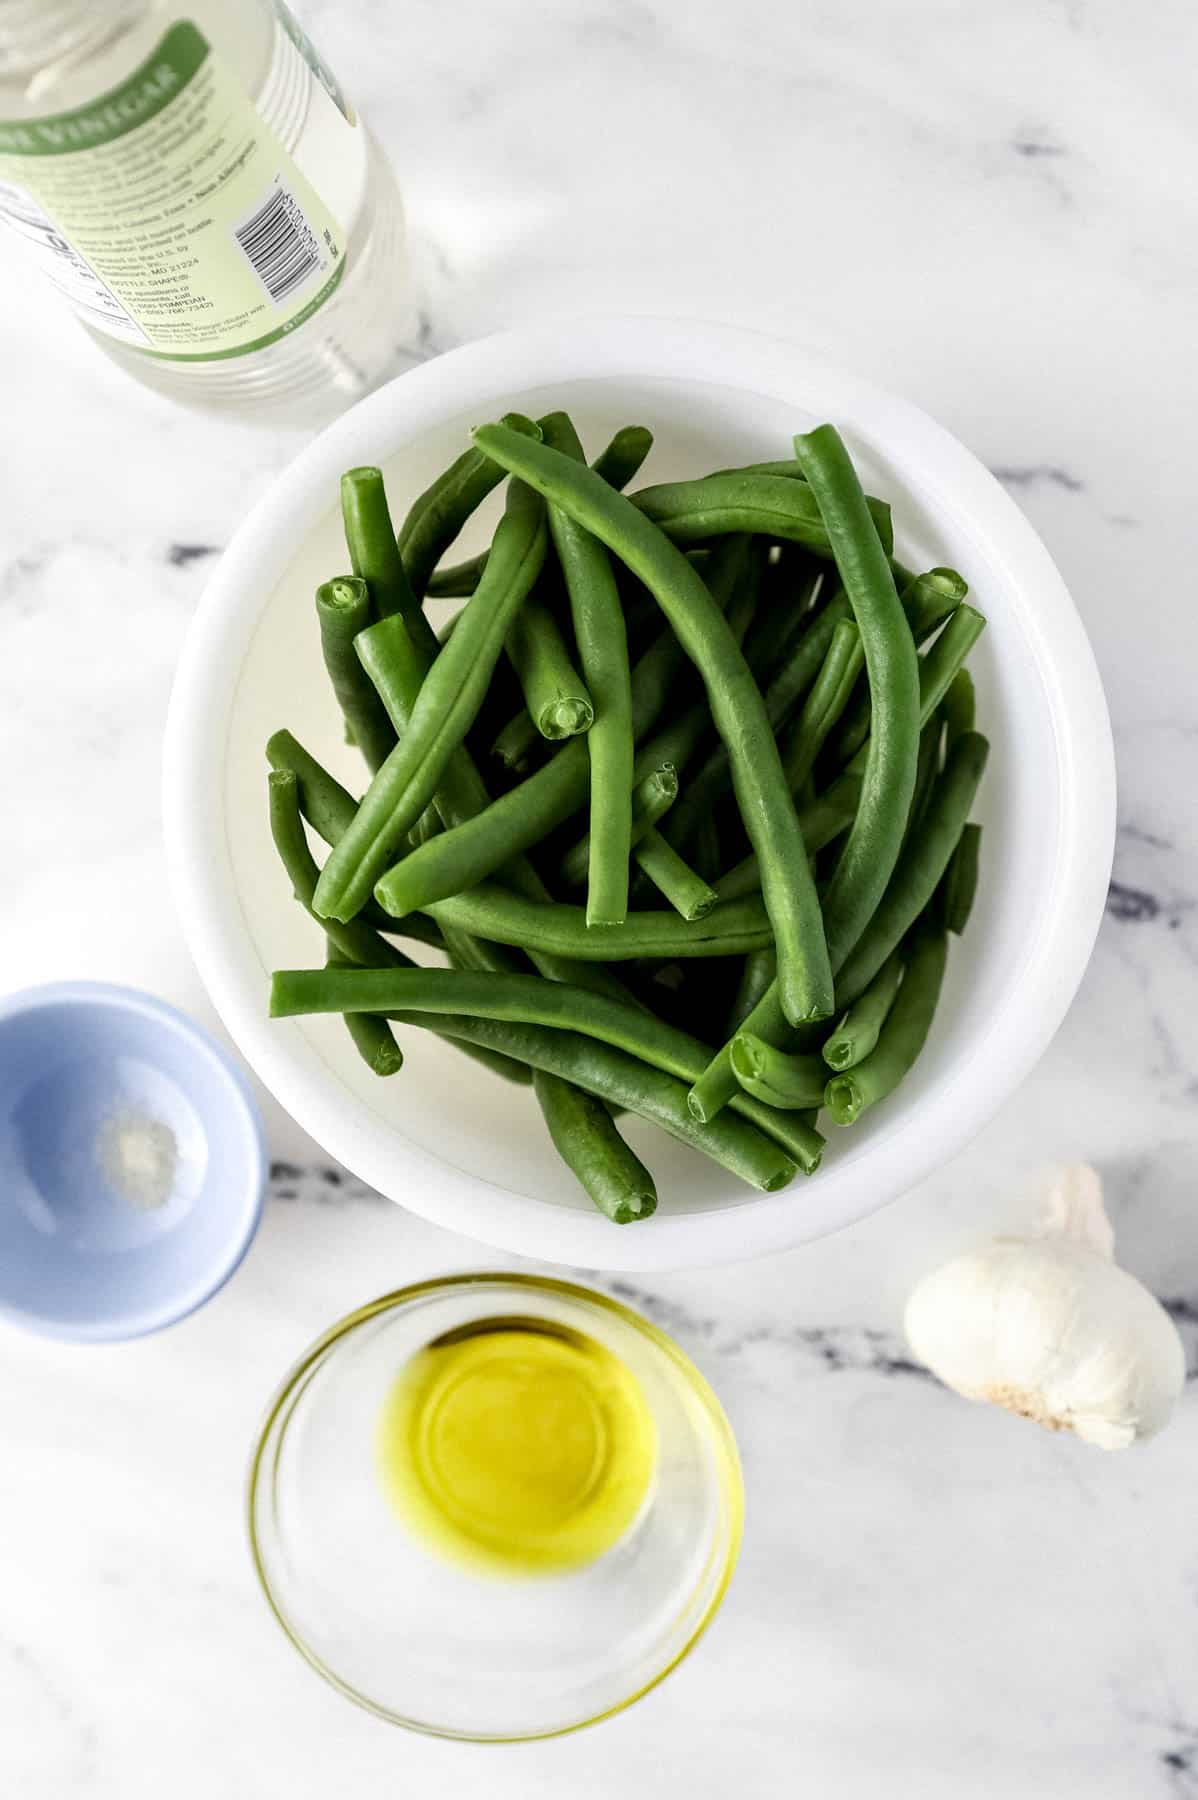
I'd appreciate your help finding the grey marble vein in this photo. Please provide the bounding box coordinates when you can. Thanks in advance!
[166,543,220,567]
[601,1276,930,1375]
[268,1158,388,1206]
[991,464,1086,492]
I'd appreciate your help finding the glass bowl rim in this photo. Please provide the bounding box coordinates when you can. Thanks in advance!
[247,1271,745,1742]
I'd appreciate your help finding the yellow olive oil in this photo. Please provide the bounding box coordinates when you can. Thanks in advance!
[377,1317,657,1576]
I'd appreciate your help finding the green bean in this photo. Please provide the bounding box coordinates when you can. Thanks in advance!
[713,772,862,903]
[659,611,842,854]
[695,764,872,1117]
[911,606,986,741]
[354,613,489,831]
[503,592,594,739]
[727,947,777,1035]
[720,548,766,648]
[707,458,811,480]
[903,568,969,642]
[835,732,989,1009]
[378,713,603,918]
[632,472,895,557]
[905,713,943,841]
[741,554,822,677]
[533,1070,657,1223]
[412,1015,802,1189]
[447,936,632,1066]
[268,964,821,1174]
[779,618,864,791]
[540,412,635,925]
[633,831,718,920]
[266,758,435,948]
[314,578,397,774]
[424,558,486,600]
[440,925,519,976]
[269,676,433,867]
[825,928,947,1125]
[687,981,792,1123]
[629,534,758,782]
[267,728,358,844]
[270,697,598,1012]
[440,1036,536,1087]
[941,668,976,758]
[609,549,764,915]
[266,748,523,1083]
[728,1034,829,1109]
[472,422,834,1027]
[268,772,525,1086]
[397,411,540,598]
[328,948,403,1076]
[268,770,407,970]
[339,466,433,656]
[591,424,654,491]
[353,614,638,1005]
[372,564,730,922]
[424,423,656,600]
[839,602,986,772]
[939,821,981,934]
[821,950,905,1071]
[662,569,959,856]
[263,731,443,940]
[407,803,440,848]
[358,609,528,863]
[558,765,677,890]
[313,479,548,923]
[631,700,710,787]
[418,883,773,961]
[489,709,543,775]
[372,911,447,951]
[271,964,715,1088]
[792,424,920,971]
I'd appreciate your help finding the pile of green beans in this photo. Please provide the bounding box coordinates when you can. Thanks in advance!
[265,413,989,1224]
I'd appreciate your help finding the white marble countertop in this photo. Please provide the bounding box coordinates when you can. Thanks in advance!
[3,1,1198,1793]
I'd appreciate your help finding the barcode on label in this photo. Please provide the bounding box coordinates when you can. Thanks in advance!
[233,181,324,304]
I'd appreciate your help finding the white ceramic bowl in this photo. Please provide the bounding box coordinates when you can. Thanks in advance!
[164,317,1115,1272]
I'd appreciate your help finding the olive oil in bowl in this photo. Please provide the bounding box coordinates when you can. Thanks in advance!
[377,1317,657,1576]
[249,1276,743,1738]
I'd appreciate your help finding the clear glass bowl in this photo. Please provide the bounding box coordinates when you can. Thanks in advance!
[248,1274,743,1740]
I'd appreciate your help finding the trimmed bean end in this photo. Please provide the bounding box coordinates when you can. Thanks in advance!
[371,877,406,920]
[680,888,719,922]
[927,567,969,602]
[825,1075,863,1126]
[540,697,595,739]
[763,1159,800,1193]
[790,1003,835,1028]
[586,905,628,929]
[370,1041,404,1077]
[320,577,363,613]
[612,1190,658,1224]
[729,1035,763,1085]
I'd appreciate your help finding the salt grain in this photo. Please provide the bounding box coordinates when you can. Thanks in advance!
[97,1112,177,1210]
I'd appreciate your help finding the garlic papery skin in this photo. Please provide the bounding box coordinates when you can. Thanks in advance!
[904,1166,1186,1449]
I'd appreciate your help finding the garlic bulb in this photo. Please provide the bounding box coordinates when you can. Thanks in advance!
[904,1166,1186,1449]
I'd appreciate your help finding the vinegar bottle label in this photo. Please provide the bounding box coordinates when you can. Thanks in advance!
[0,18,356,363]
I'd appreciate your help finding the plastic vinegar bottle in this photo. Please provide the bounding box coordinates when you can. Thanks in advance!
[0,0,411,424]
